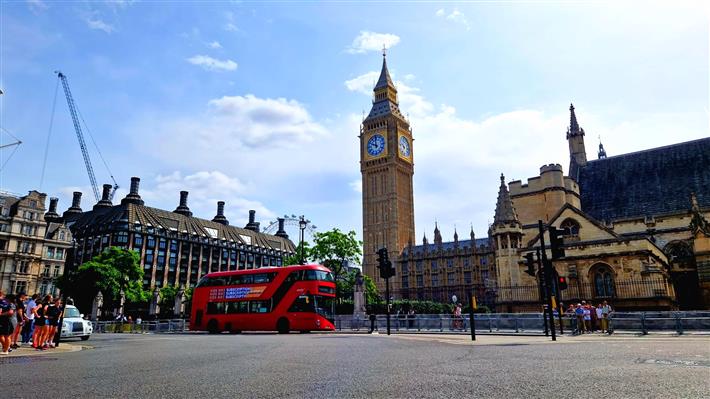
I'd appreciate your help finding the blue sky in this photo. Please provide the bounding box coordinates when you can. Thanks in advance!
[1,0,708,244]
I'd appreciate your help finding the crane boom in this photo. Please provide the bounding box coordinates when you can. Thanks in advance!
[56,71,101,202]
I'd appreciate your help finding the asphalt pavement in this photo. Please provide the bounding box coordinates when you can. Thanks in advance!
[1,333,708,398]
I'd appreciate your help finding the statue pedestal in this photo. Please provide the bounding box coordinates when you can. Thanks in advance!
[353,290,366,319]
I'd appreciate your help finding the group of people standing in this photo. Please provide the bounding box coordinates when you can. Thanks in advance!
[568,300,612,334]
[0,290,64,354]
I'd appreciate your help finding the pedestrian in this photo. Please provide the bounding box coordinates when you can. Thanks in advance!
[566,304,577,334]
[21,293,36,345]
[574,303,585,334]
[0,290,15,354]
[33,295,52,350]
[453,303,463,330]
[595,304,604,333]
[407,308,415,329]
[368,307,377,334]
[582,301,592,333]
[11,293,26,349]
[601,301,613,333]
[46,297,63,348]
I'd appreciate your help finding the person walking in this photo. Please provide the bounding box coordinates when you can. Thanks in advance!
[0,290,15,354]
[22,294,38,345]
[368,307,377,334]
[595,304,604,334]
[11,293,26,349]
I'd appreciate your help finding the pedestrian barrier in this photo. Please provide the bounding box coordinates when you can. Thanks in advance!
[89,311,710,335]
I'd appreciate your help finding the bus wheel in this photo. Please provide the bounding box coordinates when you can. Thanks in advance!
[277,318,290,334]
[207,319,219,334]
[299,330,311,334]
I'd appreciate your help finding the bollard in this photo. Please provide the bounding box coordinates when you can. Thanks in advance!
[417,316,421,332]
[488,315,493,332]
[640,312,648,335]
[440,316,444,332]
[675,312,683,335]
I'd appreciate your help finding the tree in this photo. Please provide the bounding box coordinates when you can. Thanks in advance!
[59,247,146,313]
[284,241,311,266]
[339,269,379,304]
[307,229,362,296]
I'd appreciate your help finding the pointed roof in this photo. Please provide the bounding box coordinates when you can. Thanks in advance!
[567,103,583,138]
[598,140,607,159]
[493,173,520,225]
[374,52,395,90]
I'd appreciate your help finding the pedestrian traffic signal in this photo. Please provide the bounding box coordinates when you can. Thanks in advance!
[524,252,536,276]
[548,226,566,259]
[557,276,568,290]
[376,248,395,279]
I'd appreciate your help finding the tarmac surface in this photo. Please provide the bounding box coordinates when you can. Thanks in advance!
[1,333,708,398]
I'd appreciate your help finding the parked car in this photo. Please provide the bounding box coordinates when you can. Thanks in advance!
[60,305,93,341]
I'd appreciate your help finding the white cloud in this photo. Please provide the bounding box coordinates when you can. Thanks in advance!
[349,179,362,193]
[86,18,115,34]
[186,55,238,71]
[344,71,379,95]
[225,23,239,32]
[346,31,400,54]
[207,41,222,49]
[436,8,471,30]
[26,0,48,12]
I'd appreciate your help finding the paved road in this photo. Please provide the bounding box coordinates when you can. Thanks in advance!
[1,333,708,398]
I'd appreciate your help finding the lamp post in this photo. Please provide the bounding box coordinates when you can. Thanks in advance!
[298,215,309,265]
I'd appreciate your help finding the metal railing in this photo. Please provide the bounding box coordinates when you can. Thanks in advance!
[89,311,710,335]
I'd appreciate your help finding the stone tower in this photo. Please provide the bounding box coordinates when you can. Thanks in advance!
[360,51,415,293]
[490,174,524,294]
[567,104,587,179]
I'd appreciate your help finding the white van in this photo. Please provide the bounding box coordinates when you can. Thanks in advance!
[60,305,93,341]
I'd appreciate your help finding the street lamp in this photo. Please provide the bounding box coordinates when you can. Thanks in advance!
[298,215,309,265]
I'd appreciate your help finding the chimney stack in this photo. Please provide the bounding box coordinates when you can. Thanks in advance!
[245,209,259,232]
[45,197,61,223]
[275,217,289,239]
[63,192,83,218]
[94,184,113,210]
[173,191,192,217]
[121,177,145,205]
[212,201,229,225]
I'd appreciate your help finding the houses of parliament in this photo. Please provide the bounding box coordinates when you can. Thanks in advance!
[359,54,710,311]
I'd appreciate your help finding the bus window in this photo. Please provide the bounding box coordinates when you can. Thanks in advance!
[227,301,249,314]
[303,270,317,281]
[250,301,271,313]
[207,302,226,315]
[242,274,253,284]
[253,274,268,283]
[197,276,226,288]
[288,295,315,313]
[302,270,334,282]
[314,295,334,319]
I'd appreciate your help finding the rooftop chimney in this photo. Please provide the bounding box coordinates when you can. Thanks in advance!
[62,192,83,218]
[173,191,192,217]
[275,217,289,239]
[45,197,61,223]
[121,177,145,205]
[212,201,229,225]
[245,209,259,232]
[93,184,114,210]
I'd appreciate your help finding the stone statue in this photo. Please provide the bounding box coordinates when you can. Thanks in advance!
[353,270,366,318]
[174,286,185,318]
[91,291,104,321]
[149,287,161,317]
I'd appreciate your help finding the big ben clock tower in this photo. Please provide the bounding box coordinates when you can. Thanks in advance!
[360,51,415,294]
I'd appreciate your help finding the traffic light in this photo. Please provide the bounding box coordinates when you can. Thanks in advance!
[376,248,395,279]
[524,252,536,276]
[557,276,568,290]
[548,226,566,259]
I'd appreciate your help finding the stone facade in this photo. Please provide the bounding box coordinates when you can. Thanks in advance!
[0,191,72,296]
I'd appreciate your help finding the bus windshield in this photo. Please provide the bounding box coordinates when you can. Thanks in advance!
[314,295,334,319]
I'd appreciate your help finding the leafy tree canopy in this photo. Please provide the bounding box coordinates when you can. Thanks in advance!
[308,229,362,294]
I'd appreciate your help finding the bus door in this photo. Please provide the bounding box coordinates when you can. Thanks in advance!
[288,295,317,330]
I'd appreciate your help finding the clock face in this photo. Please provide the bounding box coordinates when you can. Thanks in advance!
[399,136,411,157]
[367,134,386,157]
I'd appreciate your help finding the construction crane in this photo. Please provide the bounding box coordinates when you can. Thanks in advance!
[55,71,118,201]
[0,89,22,172]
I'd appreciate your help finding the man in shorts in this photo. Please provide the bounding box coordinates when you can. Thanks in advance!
[0,290,15,354]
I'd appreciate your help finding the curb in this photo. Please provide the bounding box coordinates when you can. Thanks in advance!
[2,343,84,358]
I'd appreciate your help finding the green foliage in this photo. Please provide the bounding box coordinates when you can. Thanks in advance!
[284,241,311,266]
[60,247,146,311]
[160,286,177,304]
[339,270,379,304]
[307,228,362,295]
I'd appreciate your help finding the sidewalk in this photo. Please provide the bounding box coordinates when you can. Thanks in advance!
[2,343,83,357]
[381,332,710,346]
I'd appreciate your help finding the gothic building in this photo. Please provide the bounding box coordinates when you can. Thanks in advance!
[62,178,297,290]
[496,106,710,311]
[359,53,710,310]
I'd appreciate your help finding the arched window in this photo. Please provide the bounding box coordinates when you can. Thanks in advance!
[591,264,615,298]
[560,218,580,237]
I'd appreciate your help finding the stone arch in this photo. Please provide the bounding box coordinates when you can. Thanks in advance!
[588,262,615,298]
[663,240,694,267]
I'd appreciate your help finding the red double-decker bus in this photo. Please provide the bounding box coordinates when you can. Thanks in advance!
[190,264,336,334]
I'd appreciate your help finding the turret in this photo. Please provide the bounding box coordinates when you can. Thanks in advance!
[567,104,588,179]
